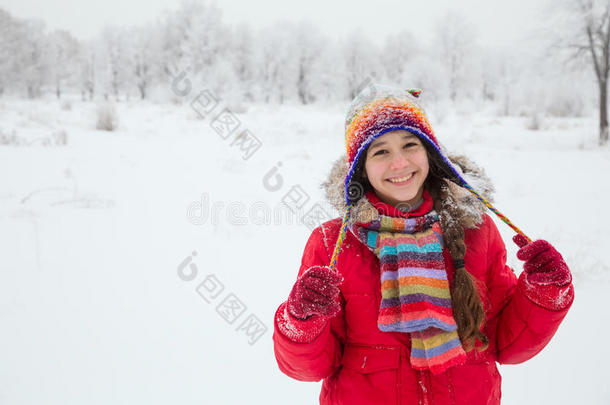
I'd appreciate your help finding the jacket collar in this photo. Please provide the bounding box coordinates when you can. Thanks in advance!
[364,189,434,219]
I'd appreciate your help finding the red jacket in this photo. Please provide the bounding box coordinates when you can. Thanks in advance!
[273,210,574,405]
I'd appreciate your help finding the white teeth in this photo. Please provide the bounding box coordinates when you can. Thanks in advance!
[388,173,414,183]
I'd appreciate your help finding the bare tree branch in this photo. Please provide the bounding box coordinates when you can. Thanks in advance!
[586,23,603,81]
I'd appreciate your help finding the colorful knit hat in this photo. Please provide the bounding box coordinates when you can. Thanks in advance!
[343,84,440,204]
[328,83,531,272]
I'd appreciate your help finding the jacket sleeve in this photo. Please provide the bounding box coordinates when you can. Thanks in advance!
[272,224,346,382]
[483,214,575,364]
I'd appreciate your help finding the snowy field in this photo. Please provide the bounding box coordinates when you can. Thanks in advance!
[0,97,608,404]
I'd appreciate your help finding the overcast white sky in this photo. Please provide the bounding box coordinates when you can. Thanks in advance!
[1,0,552,47]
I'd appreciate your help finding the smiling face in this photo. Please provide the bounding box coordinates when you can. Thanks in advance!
[363,129,429,208]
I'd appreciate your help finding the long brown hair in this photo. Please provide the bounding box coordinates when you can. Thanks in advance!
[352,140,489,352]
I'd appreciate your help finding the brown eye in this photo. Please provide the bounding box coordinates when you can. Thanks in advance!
[373,149,387,156]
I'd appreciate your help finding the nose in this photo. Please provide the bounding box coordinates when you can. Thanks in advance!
[389,153,409,170]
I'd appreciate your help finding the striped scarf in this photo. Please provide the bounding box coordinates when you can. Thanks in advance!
[352,199,467,374]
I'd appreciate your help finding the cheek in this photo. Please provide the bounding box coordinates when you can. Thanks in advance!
[415,154,429,172]
[364,162,385,183]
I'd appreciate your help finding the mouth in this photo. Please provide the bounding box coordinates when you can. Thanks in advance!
[386,172,415,186]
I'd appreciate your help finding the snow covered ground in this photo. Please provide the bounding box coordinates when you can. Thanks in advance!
[0,96,608,404]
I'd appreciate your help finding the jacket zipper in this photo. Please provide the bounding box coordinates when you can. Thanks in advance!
[416,369,430,405]
[447,368,456,405]
[397,349,402,405]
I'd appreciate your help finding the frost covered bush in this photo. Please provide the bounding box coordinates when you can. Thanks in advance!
[225,101,248,114]
[0,128,68,147]
[96,102,119,131]
[526,112,542,131]
[61,100,72,111]
[0,129,19,146]
[545,96,585,117]
[52,129,68,145]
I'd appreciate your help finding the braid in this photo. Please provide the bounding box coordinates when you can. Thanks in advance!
[427,170,489,352]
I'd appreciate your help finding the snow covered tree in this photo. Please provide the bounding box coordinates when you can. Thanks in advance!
[0,9,19,96]
[0,10,51,98]
[562,0,610,145]
[434,11,479,102]
[158,0,228,99]
[340,30,383,100]
[230,23,257,102]
[128,24,160,100]
[256,22,298,104]
[380,29,419,85]
[78,41,96,101]
[48,29,80,99]
[99,26,132,101]
[22,20,50,98]
[292,21,327,104]
[304,38,344,105]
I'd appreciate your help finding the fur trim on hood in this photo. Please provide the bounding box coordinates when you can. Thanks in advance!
[321,154,495,230]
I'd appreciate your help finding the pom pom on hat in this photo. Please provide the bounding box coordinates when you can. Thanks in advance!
[408,88,422,98]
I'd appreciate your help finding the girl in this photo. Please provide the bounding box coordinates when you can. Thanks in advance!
[272,84,574,404]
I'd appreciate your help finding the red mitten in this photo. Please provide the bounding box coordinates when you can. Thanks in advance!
[512,234,572,286]
[287,266,343,320]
